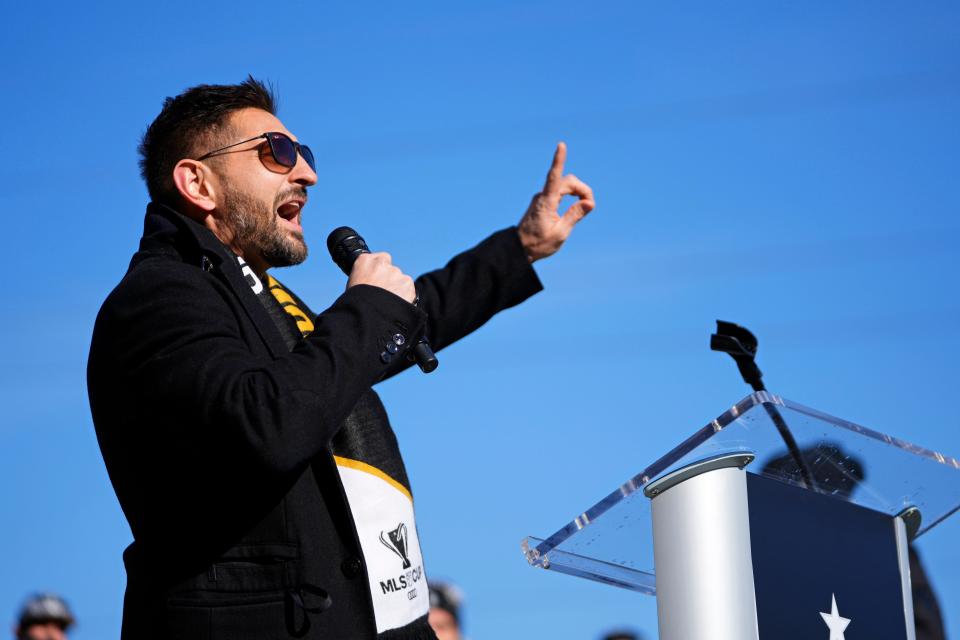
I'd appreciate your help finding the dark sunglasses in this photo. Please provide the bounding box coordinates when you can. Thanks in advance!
[197,131,316,173]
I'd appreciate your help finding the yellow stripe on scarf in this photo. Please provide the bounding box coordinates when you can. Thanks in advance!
[267,275,315,337]
[333,456,413,503]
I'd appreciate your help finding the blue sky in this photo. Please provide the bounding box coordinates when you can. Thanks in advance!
[1,2,958,638]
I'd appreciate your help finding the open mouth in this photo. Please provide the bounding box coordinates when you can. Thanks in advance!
[276,197,306,231]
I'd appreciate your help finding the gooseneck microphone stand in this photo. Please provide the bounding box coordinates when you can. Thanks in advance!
[711,320,818,492]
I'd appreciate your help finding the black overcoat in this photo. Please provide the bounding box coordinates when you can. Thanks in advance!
[87,203,542,639]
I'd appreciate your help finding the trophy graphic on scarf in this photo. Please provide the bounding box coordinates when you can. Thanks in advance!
[380,522,412,569]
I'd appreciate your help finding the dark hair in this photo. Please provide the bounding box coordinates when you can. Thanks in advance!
[600,631,642,640]
[138,75,277,204]
[428,581,462,627]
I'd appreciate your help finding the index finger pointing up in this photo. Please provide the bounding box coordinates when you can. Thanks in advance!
[544,141,567,193]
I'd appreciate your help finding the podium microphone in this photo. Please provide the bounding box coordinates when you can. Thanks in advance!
[327,226,439,374]
[711,320,817,491]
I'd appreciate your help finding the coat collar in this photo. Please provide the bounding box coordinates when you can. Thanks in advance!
[138,202,232,266]
[137,202,291,359]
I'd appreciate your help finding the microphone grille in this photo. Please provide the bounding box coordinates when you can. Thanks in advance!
[327,226,360,255]
[327,226,370,275]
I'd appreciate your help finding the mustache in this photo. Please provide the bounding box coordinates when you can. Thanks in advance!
[274,187,309,209]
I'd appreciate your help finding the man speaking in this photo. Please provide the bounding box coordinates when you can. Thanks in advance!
[87,77,594,639]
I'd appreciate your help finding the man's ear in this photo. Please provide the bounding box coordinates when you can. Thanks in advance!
[172,159,218,212]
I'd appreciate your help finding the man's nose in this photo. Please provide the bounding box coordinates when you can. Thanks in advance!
[289,152,318,187]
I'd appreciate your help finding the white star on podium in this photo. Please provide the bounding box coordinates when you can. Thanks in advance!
[819,593,851,640]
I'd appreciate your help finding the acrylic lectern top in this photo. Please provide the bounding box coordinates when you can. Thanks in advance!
[521,391,960,595]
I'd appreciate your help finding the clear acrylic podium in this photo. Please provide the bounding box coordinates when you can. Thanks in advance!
[522,392,960,639]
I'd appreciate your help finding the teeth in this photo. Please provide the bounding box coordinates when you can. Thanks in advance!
[277,202,302,218]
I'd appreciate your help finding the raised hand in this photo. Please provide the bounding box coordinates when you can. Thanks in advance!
[516,142,596,262]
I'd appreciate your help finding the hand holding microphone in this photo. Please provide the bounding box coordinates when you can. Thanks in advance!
[348,253,417,304]
[327,227,438,373]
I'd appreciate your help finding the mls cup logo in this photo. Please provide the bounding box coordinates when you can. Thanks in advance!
[380,522,412,569]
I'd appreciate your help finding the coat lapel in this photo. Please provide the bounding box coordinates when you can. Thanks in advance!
[212,251,291,359]
[143,203,291,360]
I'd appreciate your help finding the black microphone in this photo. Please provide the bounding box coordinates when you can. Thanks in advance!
[711,320,816,492]
[327,227,370,276]
[326,226,439,374]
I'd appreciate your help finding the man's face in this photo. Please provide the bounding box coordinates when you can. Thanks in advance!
[428,608,460,640]
[208,108,318,273]
[16,622,67,640]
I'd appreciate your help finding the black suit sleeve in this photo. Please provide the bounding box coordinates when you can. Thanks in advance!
[379,226,543,379]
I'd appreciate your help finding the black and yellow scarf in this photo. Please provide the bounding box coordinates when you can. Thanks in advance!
[240,260,431,637]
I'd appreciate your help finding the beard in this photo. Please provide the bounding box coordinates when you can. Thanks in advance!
[222,184,308,268]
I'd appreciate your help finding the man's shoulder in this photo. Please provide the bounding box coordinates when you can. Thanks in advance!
[110,253,208,300]
[95,251,230,329]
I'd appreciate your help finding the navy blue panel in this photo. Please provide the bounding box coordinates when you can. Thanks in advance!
[747,473,909,639]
